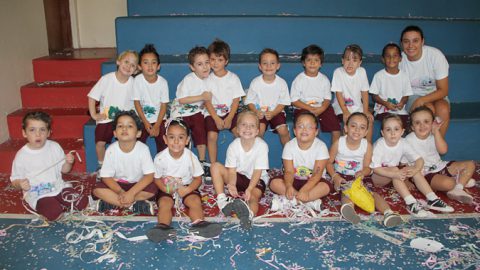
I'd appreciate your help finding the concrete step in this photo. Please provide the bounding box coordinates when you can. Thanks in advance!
[21,81,95,109]
[32,57,109,83]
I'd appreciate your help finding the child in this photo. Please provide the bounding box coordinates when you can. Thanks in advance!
[406,106,476,204]
[291,45,341,143]
[370,43,412,129]
[331,44,374,142]
[371,114,453,216]
[92,110,157,215]
[147,119,222,242]
[133,44,169,153]
[269,112,332,211]
[10,111,88,221]
[211,111,270,229]
[245,48,291,146]
[88,50,138,173]
[326,112,402,227]
[204,39,245,172]
[170,46,212,175]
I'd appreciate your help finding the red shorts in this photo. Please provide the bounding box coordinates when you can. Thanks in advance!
[181,112,207,146]
[269,174,333,194]
[234,173,266,195]
[424,161,454,184]
[92,181,158,200]
[36,187,89,221]
[157,187,201,204]
[375,113,409,130]
[95,122,114,143]
[259,111,287,134]
[139,120,167,153]
[205,113,238,133]
[294,106,341,132]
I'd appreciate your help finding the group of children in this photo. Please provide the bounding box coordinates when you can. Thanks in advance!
[10,26,477,243]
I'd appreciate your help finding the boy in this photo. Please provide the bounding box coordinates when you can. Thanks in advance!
[291,44,341,143]
[170,46,212,175]
[211,111,270,229]
[204,39,245,177]
[11,111,88,221]
[245,48,291,146]
[92,110,157,215]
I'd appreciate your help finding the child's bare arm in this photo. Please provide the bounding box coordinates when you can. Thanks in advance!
[227,167,239,197]
[205,100,224,129]
[299,159,327,199]
[178,92,211,104]
[102,177,125,194]
[372,94,396,111]
[61,152,75,173]
[291,100,311,111]
[248,104,263,119]
[151,102,168,136]
[134,100,151,131]
[432,121,448,154]
[283,159,297,199]
[180,176,202,197]
[267,104,285,119]
[11,179,30,191]
[88,97,106,121]
[245,169,262,201]
[225,98,241,128]
[356,142,373,179]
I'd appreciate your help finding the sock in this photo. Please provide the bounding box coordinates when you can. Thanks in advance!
[217,193,227,209]
[454,183,464,190]
[404,195,416,205]
[384,209,393,216]
[426,192,438,201]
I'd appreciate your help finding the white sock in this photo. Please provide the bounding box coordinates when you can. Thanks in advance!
[454,183,464,190]
[384,209,393,216]
[404,195,417,205]
[426,192,438,201]
[217,193,227,209]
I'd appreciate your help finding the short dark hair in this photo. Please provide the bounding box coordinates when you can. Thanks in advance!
[112,110,144,131]
[294,111,319,129]
[346,112,369,127]
[22,111,52,130]
[301,44,324,63]
[381,113,403,130]
[188,46,208,65]
[208,39,230,61]
[400,25,424,42]
[343,44,363,59]
[166,118,191,137]
[259,48,279,63]
[139,43,160,64]
[381,42,402,57]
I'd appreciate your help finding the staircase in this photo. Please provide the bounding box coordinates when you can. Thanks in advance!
[0,50,113,173]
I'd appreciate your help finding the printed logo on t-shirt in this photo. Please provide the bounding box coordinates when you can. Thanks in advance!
[334,159,360,175]
[170,99,204,116]
[142,105,157,119]
[412,76,435,92]
[29,182,55,198]
[344,97,354,107]
[214,104,229,115]
[294,166,312,180]
[104,106,121,120]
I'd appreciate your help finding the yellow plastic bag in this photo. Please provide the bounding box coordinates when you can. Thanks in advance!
[342,176,375,213]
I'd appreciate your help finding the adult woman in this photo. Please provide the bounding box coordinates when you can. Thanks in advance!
[399,25,450,136]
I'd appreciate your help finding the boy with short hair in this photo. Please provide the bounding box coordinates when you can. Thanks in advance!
[205,39,245,175]
[291,44,341,143]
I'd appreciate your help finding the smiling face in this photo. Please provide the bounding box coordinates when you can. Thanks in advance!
[381,117,404,146]
[259,53,280,78]
[294,114,318,144]
[237,113,259,140]
[302,54,322,77]
[209,53,228,76]
[190,53,211,79]
[163,124,190,156]
[139,52,160,79]
[344,114,368,141]
[116,52,138,77]
[401,30,424,61]
[410,110,434,140]
[22,119,51,150]
[382,46,401,73]
[113,115,141,143]
[342,51,362,76]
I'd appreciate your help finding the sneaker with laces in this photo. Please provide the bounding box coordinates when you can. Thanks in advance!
[383,212,403,227]
[95,199,116,213]
[202,162,212,182]
[406,202,431,218]
[427,198,454,213]
[447,188,473,204]
[218,196,235,216]
[340,203,360,224]
[189,220,223,238]
[305,199,322,212]
[232,199,254,229]
[146,223,176,243]
[132,200,155,215]
[465,178,476,188]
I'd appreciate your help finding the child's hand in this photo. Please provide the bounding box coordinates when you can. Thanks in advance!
[285,185,297,200]
[411,97,426,111]
[296,190,309,202]
[177,186,189,198]
[354,171,364,180]
[256,110,264,119]
[396,168,408,181]
[150,122,161,137]
[403,166,418,178]
[395,102,405,111]
[386,102,397,111]
[65,152,75,164]
[119,190,135,207]
[342,112,351,125]
[202,91,212,101]
[93,113,107,121]
[432,117,443,135]
[265,111,272,121]
[333,175,346,191]
[310,107,323,116]
[365,111,374,122]
[227,183,239,197]
[244,187,253,201]
[214,117,224,130]
[19,179,31,191]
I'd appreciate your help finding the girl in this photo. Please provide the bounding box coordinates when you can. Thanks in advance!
[370,43,412,129]
[88,50,138,176]
[147,119,222,243]
[406,106,476,204]
[269,112,332,211]
[371,114,453,217]
[211,110,270,229]
[331,44,374,142]
[327,112,402,227]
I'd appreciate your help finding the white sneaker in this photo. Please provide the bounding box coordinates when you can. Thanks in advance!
[340,203,360,224]
[270,195,284,211]
[427,198,454,213]
[406,202,432,218]
[447,189,473,204]
[305,199,322,212]
[465,178,476,188]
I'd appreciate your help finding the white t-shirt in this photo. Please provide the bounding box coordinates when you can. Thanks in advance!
[87,72,135,124]
[132,73,170,123]
[170,72,208,118]
[331,67,370,115]
[225,137,270,184]
[399,45,449,96]
[404,133,449,174]
[290,72,332,108]
[245,75,291,111]
[153,148,204,186]
[100,141,155,183]
[204,71,245,117]
[369,69,413,115]
[10,140,67,209]
[282,137,329,179]
[334,135,368,176]
[371,137,420,168]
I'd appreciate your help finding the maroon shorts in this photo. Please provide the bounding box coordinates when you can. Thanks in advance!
[139,120,167,153]
[181,112,207,146]
[157,187,201,205]
[375,113,409,130]
[36,187,89,221]
[259,111,287,134]
[234,173,266,195]
[95,122,114,143]
[205,113,238,133]
[424,161,454,184]
[92,181,158,200]
[269,174,333,194]
[294,106,341,132]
